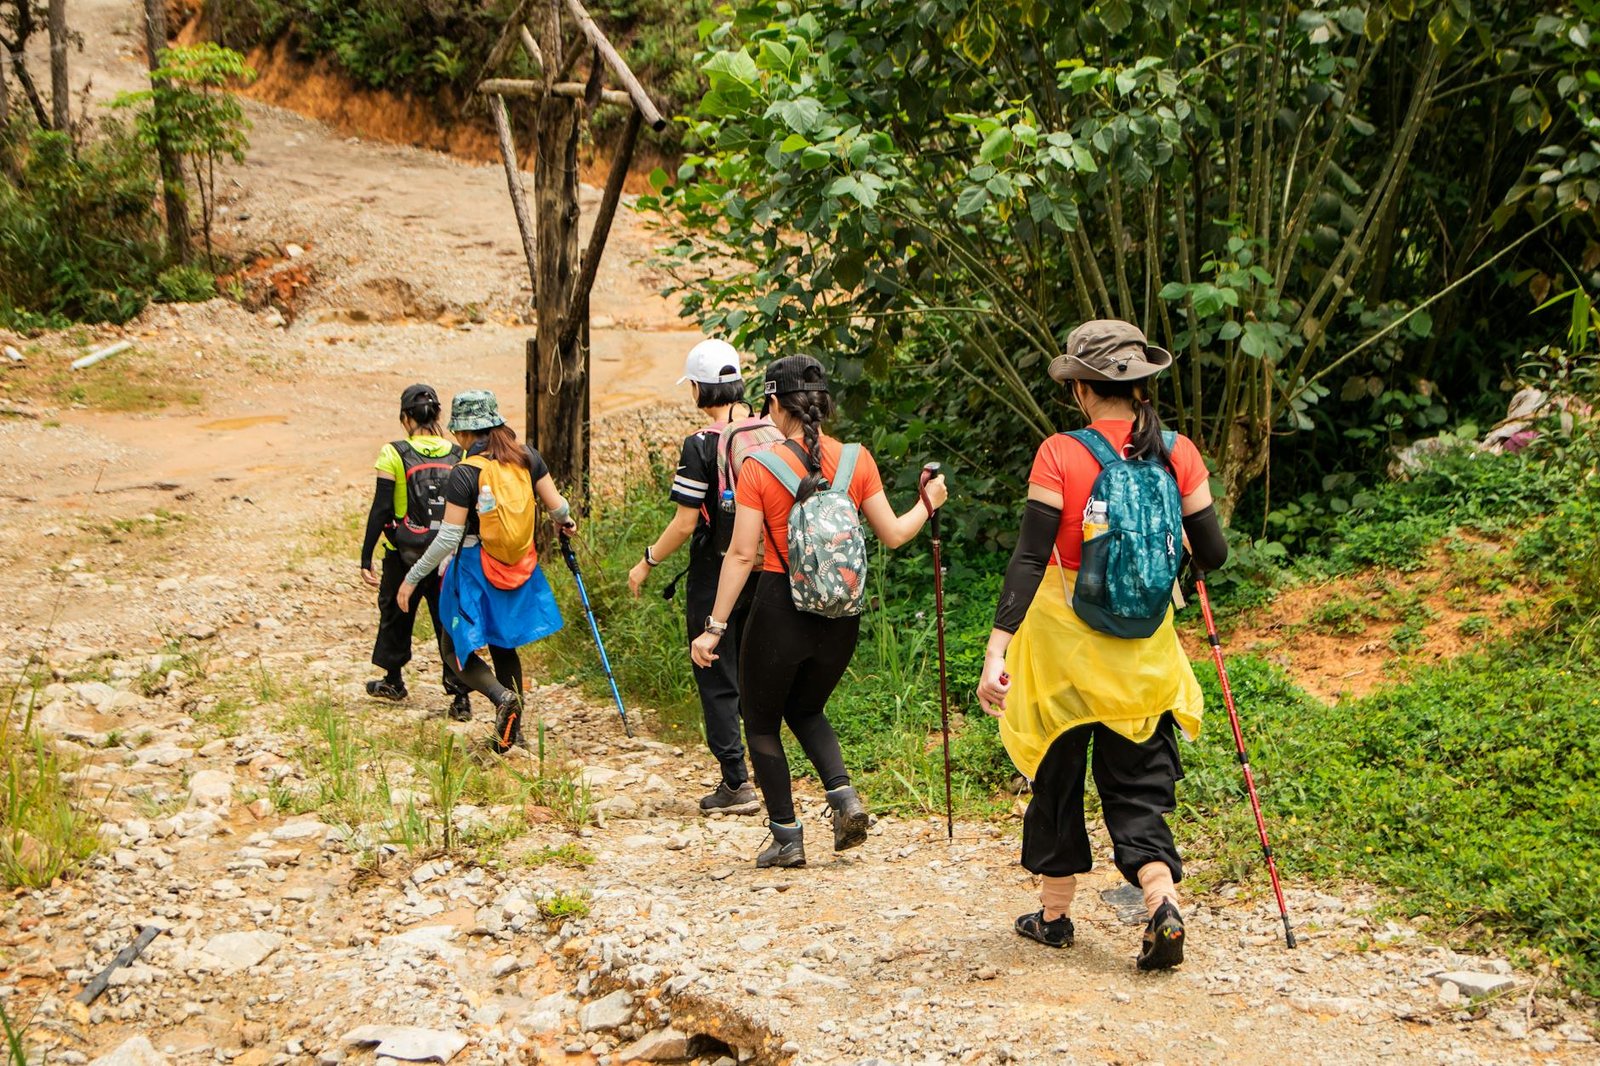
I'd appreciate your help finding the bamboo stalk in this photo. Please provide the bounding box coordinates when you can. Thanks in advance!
[560,0,666,131]
[489,94,539,302]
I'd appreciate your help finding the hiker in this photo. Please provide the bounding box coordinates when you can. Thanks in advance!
[397,390,573,753]
[628,339,775,815]
[360,384,473,718]
[975,320,1228,971]
[690,355,948,868]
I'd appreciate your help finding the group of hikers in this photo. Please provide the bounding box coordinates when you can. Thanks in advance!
[359,320,1228,972]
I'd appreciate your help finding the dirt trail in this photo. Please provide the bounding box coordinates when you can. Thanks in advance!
[0,5,1592,1065]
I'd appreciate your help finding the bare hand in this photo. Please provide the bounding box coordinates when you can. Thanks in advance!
[922,474,949,512]
[557,518,578,536]
[976,654,1009,717]
[396,582,416,613]
[690,630,721,668]
[360,566,381,588]
[628,559,652,598]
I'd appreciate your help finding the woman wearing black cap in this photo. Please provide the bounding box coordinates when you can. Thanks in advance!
[690,355,948,868]
[975,320,1229,971]
[359,384,472,719]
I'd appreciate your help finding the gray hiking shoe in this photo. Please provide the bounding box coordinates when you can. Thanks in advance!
[755,821,806,868]
[699,781,761,815]
[825,785,870,852]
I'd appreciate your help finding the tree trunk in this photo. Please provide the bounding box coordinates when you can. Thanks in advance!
[1,44,11,131]
[529,91,586,516]
[142,0,191,262]
[48,0,68,135]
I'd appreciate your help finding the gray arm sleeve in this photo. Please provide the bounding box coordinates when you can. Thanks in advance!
[403,522,465,586]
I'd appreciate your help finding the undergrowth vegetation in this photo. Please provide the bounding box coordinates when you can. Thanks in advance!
[0,688,101,890]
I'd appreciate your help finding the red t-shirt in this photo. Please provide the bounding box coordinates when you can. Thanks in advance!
[736,436,885,573]
[1029,420,1209,570]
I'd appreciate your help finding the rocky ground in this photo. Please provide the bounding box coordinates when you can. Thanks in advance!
[1,3,1596,1064]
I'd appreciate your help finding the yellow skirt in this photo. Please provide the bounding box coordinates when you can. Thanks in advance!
[1002,567,1203,780]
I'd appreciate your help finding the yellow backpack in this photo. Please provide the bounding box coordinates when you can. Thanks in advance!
[462,455,537,570]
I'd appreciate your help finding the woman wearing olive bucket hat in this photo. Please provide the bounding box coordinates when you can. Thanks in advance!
[397,390,575,753]
[975,320,1229,971]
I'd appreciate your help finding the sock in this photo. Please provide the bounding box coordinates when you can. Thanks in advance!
[1137,861,1178,916]
[1040,875,1076,922]
[384,670,403,685]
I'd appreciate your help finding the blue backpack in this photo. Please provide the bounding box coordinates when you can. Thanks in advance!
[1066,428,1182,639]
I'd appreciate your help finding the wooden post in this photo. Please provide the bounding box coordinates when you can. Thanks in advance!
[529,54,587,509]
[142,0,191,262]
[556,106,641,355]
[561,0,665,130]
[489,94,539,305]
[47,0,68,134]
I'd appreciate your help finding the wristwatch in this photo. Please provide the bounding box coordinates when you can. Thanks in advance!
[703,616,728,636]
[644,545,659,567]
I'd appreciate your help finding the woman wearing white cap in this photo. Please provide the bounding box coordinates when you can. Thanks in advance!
[628,338,768,814]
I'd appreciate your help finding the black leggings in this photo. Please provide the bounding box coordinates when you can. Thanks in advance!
[437,628,523,706]
[739,572,859,824]
[373,551,469,696]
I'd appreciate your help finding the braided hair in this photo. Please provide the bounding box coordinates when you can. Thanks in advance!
[765,358,836,504]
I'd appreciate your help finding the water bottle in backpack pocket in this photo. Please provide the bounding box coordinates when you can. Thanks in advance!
[1066,429,1183,639]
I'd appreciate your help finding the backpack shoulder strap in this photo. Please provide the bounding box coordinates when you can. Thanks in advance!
[392,440,418,468]
[1066,428,1120,469]
[1161,430,1177,451]
[461,454,490,473]
[751,447,804,496]
[833,443,862,493]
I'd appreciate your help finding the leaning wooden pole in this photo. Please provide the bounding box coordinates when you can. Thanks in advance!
[489,94,539,306]
[47,0,68,134]
[142,0,191,262]
[561,0,665,131]
[556,106,641,355]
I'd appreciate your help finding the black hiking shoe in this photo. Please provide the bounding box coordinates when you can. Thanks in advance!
[447,693,472,722]
[1015,909,1075,948]
[1136,901,1185,971]
[366,678,408,701]
[490,691,523,754]
[825,786,870,852]
[755,821,806,869]
[700,781,761,815]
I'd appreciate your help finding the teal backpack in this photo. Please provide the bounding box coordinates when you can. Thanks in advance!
[1066,428,1182,639]
[751,441,868,619]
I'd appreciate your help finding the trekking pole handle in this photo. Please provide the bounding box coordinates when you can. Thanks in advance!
[919,462,943,514]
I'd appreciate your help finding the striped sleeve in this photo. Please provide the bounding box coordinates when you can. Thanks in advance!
[670,432,715,509]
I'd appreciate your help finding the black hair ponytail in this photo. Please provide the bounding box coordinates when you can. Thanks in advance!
[1082,379,1169,463]
[771,367,837,504]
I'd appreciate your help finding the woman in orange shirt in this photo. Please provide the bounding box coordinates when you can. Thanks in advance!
[977,321,1228,971]
[691,356,947,869]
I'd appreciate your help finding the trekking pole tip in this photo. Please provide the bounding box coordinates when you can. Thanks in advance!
[1284,917,1298,949]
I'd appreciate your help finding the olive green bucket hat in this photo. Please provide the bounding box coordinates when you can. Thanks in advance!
[448,389,506,432]
[1049,319,1174,383]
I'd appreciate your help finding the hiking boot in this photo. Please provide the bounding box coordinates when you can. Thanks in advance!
[1015,909,1075,948]
[700,781,761,816]
[755,821,806,868]
[366,677,408,701]
[825,786,870,852]
[447,693,472,722]
[490,691,523,754]
[1136,900,1185,971]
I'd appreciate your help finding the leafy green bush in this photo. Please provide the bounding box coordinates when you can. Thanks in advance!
[156,265,217,303]
[0,123,165,328]
[1179,651,1600,994]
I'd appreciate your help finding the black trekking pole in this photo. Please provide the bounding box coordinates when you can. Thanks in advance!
[559,532,633,738]
[1193,569,1296,948]
[919,463,954,842]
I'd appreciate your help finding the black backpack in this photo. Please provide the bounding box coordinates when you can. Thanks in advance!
[386,440,464,565]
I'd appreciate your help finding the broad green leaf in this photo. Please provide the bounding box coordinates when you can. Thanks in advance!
[800,145,832,170]
[1408,309,1434,338]
[1070,143,1098,172]
[1099,0,1133,35]
[765,96,825,134]
[1158,281,1187,300]
[703,49,761,95]
[979,126,1014,163]
[955,184,990,218]
[1428,7,1468,49]
[779,133,810,152]
[1219,320,1242,341]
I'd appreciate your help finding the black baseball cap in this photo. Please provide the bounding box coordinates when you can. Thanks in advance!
[401,383,440,411]
[762,355,830,397]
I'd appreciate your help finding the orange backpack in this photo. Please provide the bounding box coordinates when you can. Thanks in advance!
[462,455,538,589]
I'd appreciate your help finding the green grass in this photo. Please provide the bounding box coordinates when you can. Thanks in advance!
[0,692,102,888]
[538,890,591,924]
[522,842,596,869]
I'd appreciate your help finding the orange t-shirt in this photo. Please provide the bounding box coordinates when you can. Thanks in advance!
[1029,420,1209,570]
[736,436,885,573]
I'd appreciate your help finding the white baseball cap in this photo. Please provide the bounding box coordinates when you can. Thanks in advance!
[677,338,744,385]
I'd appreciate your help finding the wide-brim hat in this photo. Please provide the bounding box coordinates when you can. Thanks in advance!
[1049,320,1173,383]
[448,389,506,432]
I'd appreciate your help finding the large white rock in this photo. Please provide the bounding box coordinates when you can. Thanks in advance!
[619,1028,691,1062]
[201,930,284,971]
[341,1026,466,1063]
[1432,971,1516,999]
[579,989,634,1032]
[186,770,234,811]
[89,1037,168,1066]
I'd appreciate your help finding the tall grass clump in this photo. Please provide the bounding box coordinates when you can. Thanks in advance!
[0,691,101,888]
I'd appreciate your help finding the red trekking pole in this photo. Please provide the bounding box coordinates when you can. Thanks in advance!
[1193,571,1297,948]
[919,462,954,841]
